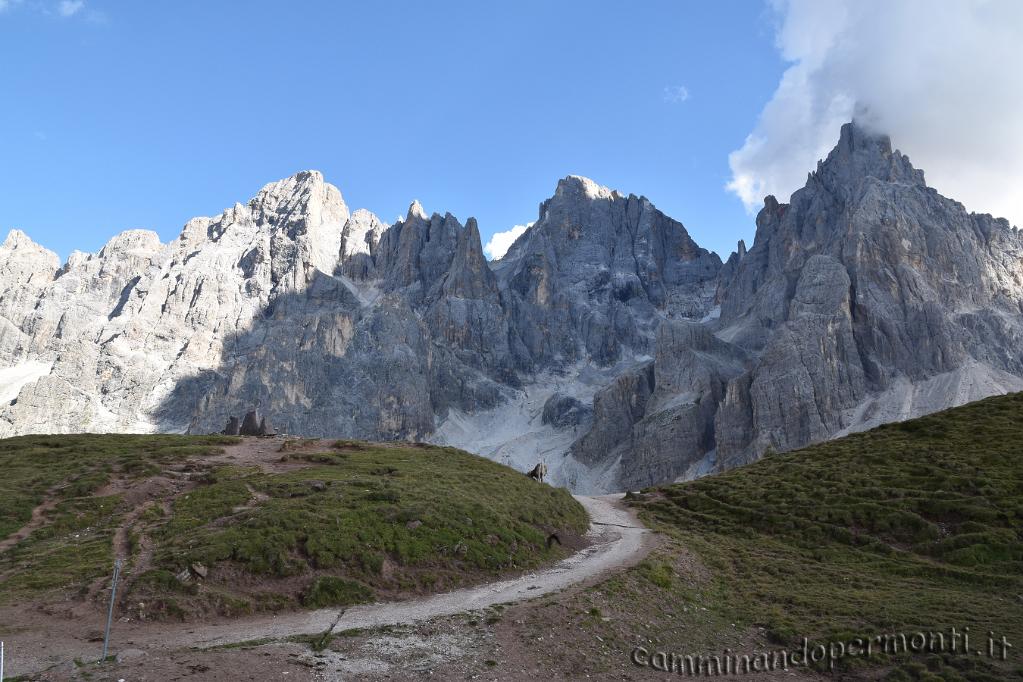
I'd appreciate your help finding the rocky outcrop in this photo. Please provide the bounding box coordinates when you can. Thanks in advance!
[239,411,262,436]
[570,361,655,466]
[0,230,61,366]
[222,416,240,436]
[541,394,591,428]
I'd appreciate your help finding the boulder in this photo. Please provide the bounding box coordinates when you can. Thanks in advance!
[239,410,261,436]
[541,393,592,428]
[258,416,276,437]
[222,416,240,435]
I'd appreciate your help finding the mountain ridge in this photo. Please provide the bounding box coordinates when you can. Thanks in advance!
[1,121,1021,492]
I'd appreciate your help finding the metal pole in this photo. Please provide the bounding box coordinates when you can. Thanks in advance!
[1,639,5,681]
[101,559,122,662]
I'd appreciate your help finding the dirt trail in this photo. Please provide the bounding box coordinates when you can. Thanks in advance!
[205,436,320,473]
[0,483,64,554]
[0,494,654,677]
[153,494,652,650]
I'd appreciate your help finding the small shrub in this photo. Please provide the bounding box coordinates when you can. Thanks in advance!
[637,560,674,589]
[301,576,373,608]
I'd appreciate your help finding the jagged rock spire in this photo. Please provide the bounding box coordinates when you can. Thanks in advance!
[406,200,427,222]
[444,217,498,298]
[811,120,926,192]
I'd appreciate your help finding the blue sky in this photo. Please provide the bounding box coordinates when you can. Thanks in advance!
[0,1,787,261]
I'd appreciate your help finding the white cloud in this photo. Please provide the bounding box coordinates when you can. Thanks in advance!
[728,0,1023,228]
[57,0,84,17]
[484,222,533,260]
[663,85,690,103]
[0,0,23,12]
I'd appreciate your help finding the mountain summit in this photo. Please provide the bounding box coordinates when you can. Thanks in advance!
[571,121,1023,487]
[1,123,1021,491]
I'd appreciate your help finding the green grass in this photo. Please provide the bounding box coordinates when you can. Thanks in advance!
[148,442,586,592]
[0,435,587,620]
[630,391,1023,678]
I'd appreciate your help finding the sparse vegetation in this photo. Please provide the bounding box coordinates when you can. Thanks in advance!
[0,434,237,539]
[0,434,236,599]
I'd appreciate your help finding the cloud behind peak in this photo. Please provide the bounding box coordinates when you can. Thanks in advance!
[728,0,1023,228]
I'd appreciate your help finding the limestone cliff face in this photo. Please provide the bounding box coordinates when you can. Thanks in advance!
[2,123,1023,492]
[494,175,721,368]
[573,122,1023,489]
[0,171,354,434]
[0,230,62,366]
[2,170,709,441]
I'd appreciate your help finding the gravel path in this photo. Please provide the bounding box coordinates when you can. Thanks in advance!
[162,494,651,649]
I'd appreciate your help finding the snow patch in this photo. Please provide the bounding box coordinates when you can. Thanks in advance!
[428,357,648,494]
[0,361,53,404]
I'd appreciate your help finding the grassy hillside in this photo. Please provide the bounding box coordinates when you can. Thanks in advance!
[0,435,587,620]
[626,392,1023,679]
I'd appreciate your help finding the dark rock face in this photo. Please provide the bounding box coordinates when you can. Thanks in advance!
[493,176,722,368]
[229,410,276,436]
[222,416,240,435]
[581,122,1023,488]
[571,361,655,466]
[541,394,592,428]
[239,410,262,436]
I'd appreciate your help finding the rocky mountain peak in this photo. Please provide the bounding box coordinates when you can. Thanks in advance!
[97,229,163,259]
[443,216,498,299]
[496,175,721,368]
[554,175,619,202]
[0,229,59,280]
[3,228,37,249]
[811,120,925,193]
[599,121,1023,490]
[256,168,324,193]
[406,200,428,222]
[234,171,350,287]
[247,170,348,237]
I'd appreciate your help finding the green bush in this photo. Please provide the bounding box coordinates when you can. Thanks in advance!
[301,576,373,608]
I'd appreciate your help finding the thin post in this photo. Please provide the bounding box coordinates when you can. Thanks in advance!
[101,559,122,662]
[1,639,5,681]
